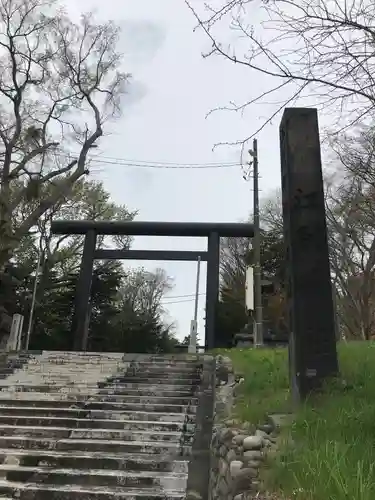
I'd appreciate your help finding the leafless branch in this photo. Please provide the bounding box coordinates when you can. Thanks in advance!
[0,0,129,268]
[186,0,375,147]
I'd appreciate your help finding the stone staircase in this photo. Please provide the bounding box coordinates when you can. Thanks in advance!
[0,351,204,499]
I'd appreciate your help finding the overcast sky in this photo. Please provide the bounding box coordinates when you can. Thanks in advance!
[63,0,291,342]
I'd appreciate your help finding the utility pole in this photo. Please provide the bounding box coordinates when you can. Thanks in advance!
[189,256,201,354]
[25,245,43,351]
[250,138,263,347]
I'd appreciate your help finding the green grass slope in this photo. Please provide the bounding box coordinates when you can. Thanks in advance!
[221,342,375,500]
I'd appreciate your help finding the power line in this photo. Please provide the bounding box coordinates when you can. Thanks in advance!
[88,158,240,170]
[162,292,206,300]
[161,292,206,306]
[163,298,198,305]
[90,153,240,167]
[56,150,241,170]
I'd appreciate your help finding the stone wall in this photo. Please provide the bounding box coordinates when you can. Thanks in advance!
[209,355,279,500]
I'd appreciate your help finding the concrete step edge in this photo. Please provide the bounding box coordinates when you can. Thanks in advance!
[0,425,185,438]
[0,402,197,412]
[0,416,188,428]
[0,480,186,497]
[0,385,195,391]
[0,406,192,417]
[0,393,198,401]
[0,384,195,390]
[0,436,187,448]
[0,448,190,462]
[0,465,187,479]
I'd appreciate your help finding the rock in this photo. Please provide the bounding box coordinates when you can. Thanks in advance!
[211,434,219,448]
[243,435,264,450]
[257,423,274,434]
[226,449,237,463]
[268,412,295,429]
[243,450,264,461]
[219,427,235,442]
[245,460,262,468]
[233,467,258,480]
[256,428,277,444]
[222,356,234,370]
[230,460,243,477]
[232,468,255,494]
[216,361,231,385]
[219,444,227,457]
[225,466,232,487]
[232,434,247,446]
[210,470,218,486]
[217,477,229,496]
[218,457,228,476]
[186,491,203,500]
[255,429,268,439]
[251,479,261,490]
[224,418,242,427]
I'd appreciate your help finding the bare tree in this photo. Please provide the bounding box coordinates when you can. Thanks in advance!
[258,170,375,340]
[330,126,375,187]
[326,171,375,340]
[220,235,250,299]
[324,122,375,341]
[0,0,128,270]
[260,189,283,235]
[186,0,375,144]
[119,268,174,320]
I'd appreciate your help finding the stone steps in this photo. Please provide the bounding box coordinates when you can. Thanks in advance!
[0,385,195,396]
[41,352,198,361]
[0,465,188,489]
[20,365,198,373]
[0,434,192,456]
[109,377,200,386]
[0,449,189,473]
[4,376,200,385]
[0,393,198,405]
[126,367,199,374]
[0,399,197,413]
[0,425,193,443]
[0,352,201,498]
[0,407,187,422]
[0,416,190,432]
[0,481,186,499]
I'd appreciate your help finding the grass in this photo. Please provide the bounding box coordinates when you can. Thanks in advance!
[219,342,375,500]
[218,347,290,424]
